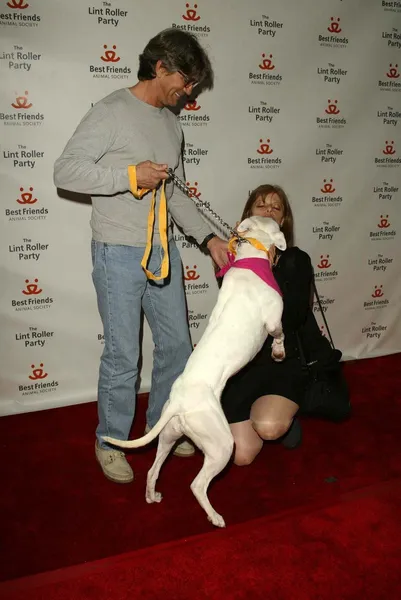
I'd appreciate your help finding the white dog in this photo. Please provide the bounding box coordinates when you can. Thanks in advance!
[103,216,286,528]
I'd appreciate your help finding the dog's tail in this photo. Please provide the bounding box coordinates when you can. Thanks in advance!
[102,402,175,449]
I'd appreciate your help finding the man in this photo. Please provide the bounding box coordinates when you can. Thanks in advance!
[54,28,228,484]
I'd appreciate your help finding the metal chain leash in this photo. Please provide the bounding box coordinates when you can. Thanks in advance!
[167,168,238,239]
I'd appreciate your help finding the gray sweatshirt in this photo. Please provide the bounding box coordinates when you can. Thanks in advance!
[54,88,212,247]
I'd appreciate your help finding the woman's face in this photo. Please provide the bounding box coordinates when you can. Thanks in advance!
[251,192,284,227]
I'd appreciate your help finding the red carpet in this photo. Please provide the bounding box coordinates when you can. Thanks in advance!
[2,480,401,600]
[1,354,401,594]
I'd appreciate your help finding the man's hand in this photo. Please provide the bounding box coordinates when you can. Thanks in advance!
[207,236,229,268]
[136,161,169,190]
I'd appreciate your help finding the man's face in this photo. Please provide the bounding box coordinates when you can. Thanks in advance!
[156,63,197,107]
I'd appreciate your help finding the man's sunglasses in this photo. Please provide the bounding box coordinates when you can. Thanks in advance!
[177,69,199,89]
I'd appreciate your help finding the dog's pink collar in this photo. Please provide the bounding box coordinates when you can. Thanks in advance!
[216,254,282,296]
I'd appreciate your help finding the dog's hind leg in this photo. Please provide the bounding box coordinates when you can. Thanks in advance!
[146,417,182,504]
[187,415,234,528]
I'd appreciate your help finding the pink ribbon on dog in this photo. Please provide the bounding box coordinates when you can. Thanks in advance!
[215,252,236,278]
[216,254,282,296]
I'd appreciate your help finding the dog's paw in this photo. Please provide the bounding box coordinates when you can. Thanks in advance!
[146,490,163,504]
[271,348,285,362]
[271,340,285,362]
[208,512,226,528]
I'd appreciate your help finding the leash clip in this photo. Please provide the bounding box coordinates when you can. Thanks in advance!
[236,236,248,246]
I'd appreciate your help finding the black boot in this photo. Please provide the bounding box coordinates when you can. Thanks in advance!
[281,417,302,449]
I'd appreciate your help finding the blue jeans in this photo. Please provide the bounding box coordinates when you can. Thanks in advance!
[91,239,192,449]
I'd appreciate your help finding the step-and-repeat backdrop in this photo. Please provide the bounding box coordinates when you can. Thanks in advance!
[1,0,400,415]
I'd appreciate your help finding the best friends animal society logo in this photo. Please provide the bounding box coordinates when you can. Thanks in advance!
[18,362,59,396]
[0,0,41,27]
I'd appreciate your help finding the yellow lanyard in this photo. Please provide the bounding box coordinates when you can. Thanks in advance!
[128,165,169,281]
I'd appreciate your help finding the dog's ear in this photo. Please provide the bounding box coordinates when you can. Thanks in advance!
[236,217,254,233]
[273,231,287,251]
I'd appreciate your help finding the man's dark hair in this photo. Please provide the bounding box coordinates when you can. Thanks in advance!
[138,28,214,90]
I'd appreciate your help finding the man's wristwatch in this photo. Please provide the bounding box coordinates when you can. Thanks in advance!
[200,233,217,250]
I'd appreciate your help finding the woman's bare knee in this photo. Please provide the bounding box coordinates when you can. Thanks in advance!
[233,450,258,466]
[230,420,263,466]
[250,395,298,441]
[253,419,292,441]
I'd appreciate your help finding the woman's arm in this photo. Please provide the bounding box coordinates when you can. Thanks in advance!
[278,248,313,332]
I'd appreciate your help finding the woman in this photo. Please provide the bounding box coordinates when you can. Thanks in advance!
[221,184,315,465]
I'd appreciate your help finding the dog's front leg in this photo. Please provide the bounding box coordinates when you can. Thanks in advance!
[270,326,285,362]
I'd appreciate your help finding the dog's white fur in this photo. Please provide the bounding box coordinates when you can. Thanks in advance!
[103,216,286,528]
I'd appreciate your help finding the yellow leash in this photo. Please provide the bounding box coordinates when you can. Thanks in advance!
[128,165,169,281]
[128,166,274,282]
